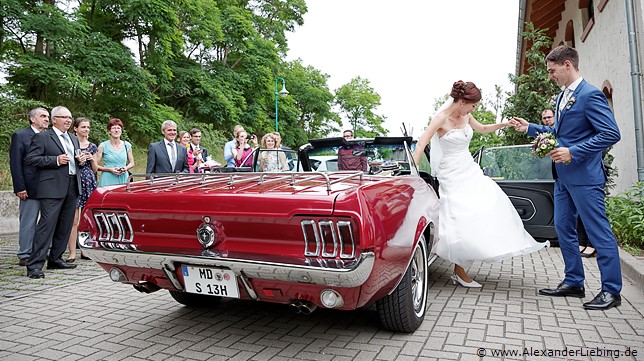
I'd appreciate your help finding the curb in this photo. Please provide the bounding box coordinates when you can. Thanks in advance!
[619,248,644,293]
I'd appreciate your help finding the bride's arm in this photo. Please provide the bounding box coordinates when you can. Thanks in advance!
[413,115,446,164]
[468,115,512,134]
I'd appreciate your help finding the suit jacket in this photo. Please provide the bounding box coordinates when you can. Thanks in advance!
[189,144,208,161]
[10,127,39,197]
[146,140,189,174]
[25,129,83,198]
[527,79,620,185]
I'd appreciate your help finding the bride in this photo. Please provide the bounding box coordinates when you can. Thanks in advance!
[413,80,549,287]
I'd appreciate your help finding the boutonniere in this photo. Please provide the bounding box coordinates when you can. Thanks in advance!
[565,96,576,110]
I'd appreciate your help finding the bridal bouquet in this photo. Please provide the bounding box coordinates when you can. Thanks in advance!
[532,132,558,158]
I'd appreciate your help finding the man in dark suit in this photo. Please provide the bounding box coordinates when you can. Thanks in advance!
[189,128,208,167]
[25,106,81,278]
[513,45,622,310]
[146,120,189,175]
[9,107,50,266]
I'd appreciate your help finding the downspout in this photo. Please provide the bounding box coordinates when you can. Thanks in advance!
[625,0,644,182]
[515,0,528,85]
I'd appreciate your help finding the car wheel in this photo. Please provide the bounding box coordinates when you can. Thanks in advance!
[376,235,428,333]
[169,290,222,307]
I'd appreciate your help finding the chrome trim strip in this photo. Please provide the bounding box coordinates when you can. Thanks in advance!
[107,213,123,242]
[79,232,374,288]
[301,220,320,256]
[94,213,111,241]
[118,214,134,243]
[318,221,337,258]
[337,221,355,259]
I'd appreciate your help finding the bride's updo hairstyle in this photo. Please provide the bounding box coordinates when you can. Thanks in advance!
[450,80,482,103]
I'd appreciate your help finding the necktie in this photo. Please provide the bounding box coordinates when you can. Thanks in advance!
[168,142,176,172]
[61,133,76,175]
[559,88,572,113]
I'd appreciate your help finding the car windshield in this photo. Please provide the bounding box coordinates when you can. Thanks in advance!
[306,142,410,174]
[480,145,553,181]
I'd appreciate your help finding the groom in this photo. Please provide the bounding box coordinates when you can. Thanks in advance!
[513,45,622,310]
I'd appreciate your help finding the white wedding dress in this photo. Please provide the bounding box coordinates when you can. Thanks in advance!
[433,124,549,267]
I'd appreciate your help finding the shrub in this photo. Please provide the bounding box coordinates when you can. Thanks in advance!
[606,182,644,254]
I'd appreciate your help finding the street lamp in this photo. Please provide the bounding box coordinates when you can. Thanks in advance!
[274,77,289,132]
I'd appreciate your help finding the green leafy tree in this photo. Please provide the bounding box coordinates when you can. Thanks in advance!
[283,59,340,140]
[503,22,559,145]
[335,76,387,137]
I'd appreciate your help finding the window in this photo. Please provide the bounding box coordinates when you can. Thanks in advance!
[579,0,595,42]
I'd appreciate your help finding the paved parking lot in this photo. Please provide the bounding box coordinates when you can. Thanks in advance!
[1,234,643,360]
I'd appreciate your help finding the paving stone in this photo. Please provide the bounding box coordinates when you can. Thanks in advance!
[0,236,642,361]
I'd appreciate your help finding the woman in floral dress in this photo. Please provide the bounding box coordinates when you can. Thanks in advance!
[66,117,98,262]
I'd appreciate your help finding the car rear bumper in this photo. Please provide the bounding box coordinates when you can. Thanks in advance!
[78,231,374,288]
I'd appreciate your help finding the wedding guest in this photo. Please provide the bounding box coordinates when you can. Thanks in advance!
[413,81,547,287]
[146,120,189,174]
[224,125,245,167]
[224,125,257,167]
[189,128,207,165]
[9,107,49,266]
[178,130,198,173]
[337,129,367,171]
[95,118,134,186]
[66,117,97,262]
[233,130,254,167]
[541,108,555,126]
[259,133,287,171]
[24,106,80,278]
[513,45,622,310]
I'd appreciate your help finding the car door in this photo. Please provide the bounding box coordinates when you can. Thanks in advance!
[476,145,557,241]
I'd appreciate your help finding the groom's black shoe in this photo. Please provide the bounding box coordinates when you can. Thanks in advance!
[583,291,621,310]
[539,282,585,298]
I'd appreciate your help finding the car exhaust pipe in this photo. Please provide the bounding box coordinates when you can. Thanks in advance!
[132,282,161,294]
[289,300,303,314]
[299,301,317,315]
[289,300,317,315]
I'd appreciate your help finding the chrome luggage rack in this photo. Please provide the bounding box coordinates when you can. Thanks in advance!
[125,171,365,192]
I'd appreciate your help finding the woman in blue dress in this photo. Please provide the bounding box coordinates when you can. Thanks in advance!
[95,118,134,186]
[66,117,98,262]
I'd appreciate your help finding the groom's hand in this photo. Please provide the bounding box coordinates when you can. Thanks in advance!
[549,147,572,163]
[511,117,529,133]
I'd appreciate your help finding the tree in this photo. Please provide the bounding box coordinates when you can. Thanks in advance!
[283,59,340,139]
[502,22,559,145]
[335,76,387,137]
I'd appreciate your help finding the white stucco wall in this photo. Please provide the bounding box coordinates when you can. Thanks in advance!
[552,1,643,194]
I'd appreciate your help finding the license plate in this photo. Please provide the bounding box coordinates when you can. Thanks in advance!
[181,265,240,298]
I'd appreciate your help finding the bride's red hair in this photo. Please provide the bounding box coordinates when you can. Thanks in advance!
[450,80,481,103]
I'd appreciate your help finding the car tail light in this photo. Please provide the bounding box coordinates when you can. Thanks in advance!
[93,211,133,243]
[301,220,355,259]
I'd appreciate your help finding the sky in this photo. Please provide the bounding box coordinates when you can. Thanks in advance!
[285,1,521,137]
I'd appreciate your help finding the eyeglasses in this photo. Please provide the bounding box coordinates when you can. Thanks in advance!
[53,115,72,119]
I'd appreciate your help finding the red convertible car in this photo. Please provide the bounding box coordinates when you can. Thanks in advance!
[78,136,440,332]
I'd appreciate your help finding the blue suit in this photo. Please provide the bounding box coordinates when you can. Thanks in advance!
[528,79,622,295]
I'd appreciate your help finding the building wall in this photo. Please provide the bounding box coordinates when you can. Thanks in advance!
[552,1,642,194]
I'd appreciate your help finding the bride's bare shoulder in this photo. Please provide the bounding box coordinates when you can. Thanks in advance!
[430,112,448,124]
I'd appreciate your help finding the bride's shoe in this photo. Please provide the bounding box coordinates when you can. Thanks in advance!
[450,274,482,288]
